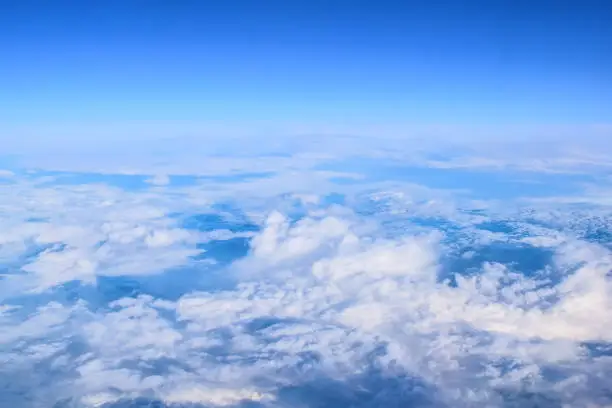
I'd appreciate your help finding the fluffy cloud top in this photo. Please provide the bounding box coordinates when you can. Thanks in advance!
[1,136,612,407]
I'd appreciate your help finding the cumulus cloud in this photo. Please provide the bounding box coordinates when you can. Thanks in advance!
[4,205,609,406]
[0,180,242,294]
[1,141,612,407]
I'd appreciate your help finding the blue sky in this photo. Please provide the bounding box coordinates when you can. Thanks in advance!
[1,0,611,132]
[3,3,612,407]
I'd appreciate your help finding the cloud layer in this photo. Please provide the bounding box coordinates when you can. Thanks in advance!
[1,137,612,407]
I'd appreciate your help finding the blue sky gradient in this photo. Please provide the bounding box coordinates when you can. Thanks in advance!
[1,0,611,129]
[3,3,612,407]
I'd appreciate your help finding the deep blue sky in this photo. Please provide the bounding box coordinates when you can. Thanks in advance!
[1,0,611,130]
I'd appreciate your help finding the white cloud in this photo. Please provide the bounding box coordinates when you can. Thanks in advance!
[163,386,274,406]
[32,208,601,406]
[0,180,213,293]
[1,139,612,407]
[0,301,79,344]
[145,174,170,186]
[0,169,15,178]
[3,128,612,178]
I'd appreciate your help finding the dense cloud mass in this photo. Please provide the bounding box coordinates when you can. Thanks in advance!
[1,140,612,407]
